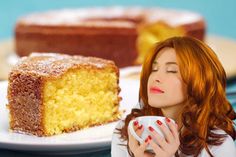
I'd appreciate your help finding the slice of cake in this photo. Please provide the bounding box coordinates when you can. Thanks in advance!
[7,53,121,136]
[14,7,205,67]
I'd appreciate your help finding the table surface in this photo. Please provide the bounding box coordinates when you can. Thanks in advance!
[0,148,111,157]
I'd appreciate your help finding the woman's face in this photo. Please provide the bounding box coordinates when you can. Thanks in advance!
[147,47,187,109]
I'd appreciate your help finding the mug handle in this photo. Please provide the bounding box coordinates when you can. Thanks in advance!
[128,119,144,143]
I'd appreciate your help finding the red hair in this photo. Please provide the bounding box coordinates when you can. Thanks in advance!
[119,36,236,157]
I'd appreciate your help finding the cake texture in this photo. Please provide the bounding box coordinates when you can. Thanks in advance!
[7,53,121,136]
[15,7,206,67]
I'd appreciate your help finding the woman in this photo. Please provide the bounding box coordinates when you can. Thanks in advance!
[111,37,236,157]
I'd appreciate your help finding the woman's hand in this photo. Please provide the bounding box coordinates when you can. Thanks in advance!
[148,117,180,157]
[128,118,180,157]
[128,121,153,157]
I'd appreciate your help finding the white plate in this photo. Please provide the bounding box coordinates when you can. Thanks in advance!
[0,68,140,154]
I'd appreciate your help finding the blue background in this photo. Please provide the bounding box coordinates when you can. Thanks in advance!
[0,0,236,40]
[0,0,235,156]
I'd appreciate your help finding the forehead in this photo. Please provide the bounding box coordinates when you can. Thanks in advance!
[154,47,177,63]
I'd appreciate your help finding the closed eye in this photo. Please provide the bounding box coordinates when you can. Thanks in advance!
[152,65,159,72]
[167,70,178,73]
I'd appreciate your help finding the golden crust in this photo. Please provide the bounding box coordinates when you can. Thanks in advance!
[11,53,119,79]
[8,53,120,136]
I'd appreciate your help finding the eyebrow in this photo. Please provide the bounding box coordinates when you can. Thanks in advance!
[153,61,178,65]
[153,60,158,64]
[166,62,178,65]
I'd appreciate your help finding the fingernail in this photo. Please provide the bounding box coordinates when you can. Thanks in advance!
[145,137,149,143]
[138,125,143,130]
[148,135,152,140]
[134,121,138,126]
[148,126,154,132]
[166,117,170,123]
[157,120,162,125]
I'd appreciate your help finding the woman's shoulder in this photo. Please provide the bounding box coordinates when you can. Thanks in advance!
[111,103,142,157]
[111,119,129,157]
[180,129,236,157]
[208,129,236,157]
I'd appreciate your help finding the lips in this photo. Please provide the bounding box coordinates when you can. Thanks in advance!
[149,87,164,94]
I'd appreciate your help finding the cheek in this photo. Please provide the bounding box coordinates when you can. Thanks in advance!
[167,78,186,100]
[147,74,187,108]
[147,75,153,90]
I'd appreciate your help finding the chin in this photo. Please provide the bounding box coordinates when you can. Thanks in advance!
[148,98,179,108]
[148,100,165,108]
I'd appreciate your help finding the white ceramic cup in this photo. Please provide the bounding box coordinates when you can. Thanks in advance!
[128,116,175,150]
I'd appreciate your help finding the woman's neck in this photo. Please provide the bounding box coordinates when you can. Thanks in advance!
[161,101,186,129]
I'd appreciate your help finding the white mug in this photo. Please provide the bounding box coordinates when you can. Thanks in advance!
[128,116,175,150]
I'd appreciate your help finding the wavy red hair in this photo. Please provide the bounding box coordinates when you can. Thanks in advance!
[119,36,236,157]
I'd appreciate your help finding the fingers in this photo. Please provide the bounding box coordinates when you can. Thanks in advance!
[147,118,180,150]
[148,126,168,150]
[133,120,144,137]
[129,118,180,157]
[132,134,150,157]
[133,141,150,157]
[128,120,144,151]
[156,119,174,143]
[148,120,180,156]
[128,123,138,148]
[165,118,180,142]
[148,136,163,155]
[138,136,151,152]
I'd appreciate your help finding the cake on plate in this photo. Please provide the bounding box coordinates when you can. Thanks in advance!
[15,7,206,67]
[7,53,121,136]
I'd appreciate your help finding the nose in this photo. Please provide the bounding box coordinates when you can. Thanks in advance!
[155,79,160,83]
[154,72,162,83]
[151,69,163,83]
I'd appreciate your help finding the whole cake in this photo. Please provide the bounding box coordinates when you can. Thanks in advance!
[7,53,121,136]
[15,7,206,67]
